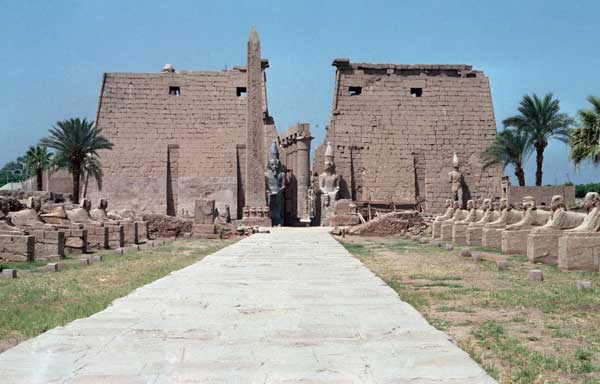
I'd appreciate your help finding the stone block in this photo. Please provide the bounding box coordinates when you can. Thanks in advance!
[432,221,443,239]
[481,228,502,250]
[460,248,472,257]
[558,233,600,271]
[114,248,124,255]
[120,222,138,245]
[501,229,530,255]
[452,222,469,246]
[79,258,90,265]
[472,253,482,262]
[136,221,148,242]
[440,223,453,241]
[47,263,59,272]
[0,234,35,262]
[576,280,592,291]
[497,260,510,270]
[444,243,454,251]
[466,226,483,246]
[527,230,562,265]
[92,255,103,262]
[192,224,216,236]
[84,225,108,250]
[194,199,215,225]
[1,269,17,279]
[329,214,360,227]
[529,269,543,281]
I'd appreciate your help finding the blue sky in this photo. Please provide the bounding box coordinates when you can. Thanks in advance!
[1,0,598,185]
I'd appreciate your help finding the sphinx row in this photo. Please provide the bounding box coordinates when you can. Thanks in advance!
[432,192,600,272]
[0,197,148,262]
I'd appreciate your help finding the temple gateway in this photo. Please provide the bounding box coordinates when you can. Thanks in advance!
[83,29,502,226]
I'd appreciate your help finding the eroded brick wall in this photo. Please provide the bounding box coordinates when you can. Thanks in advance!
[316,61,502,213]
[87,69,276,218]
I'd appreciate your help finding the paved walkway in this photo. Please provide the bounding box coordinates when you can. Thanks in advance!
[0,227,495,383]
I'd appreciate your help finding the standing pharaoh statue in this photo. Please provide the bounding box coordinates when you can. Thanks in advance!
[319,142,340,225]
[265,141,285,226]
[448,152,464,208]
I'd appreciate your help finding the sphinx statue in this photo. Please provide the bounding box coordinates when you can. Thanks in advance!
[557,192,600,271]
[9,197,47,229]
[466,198,499,246]
[0,199,27,235]
[435,199,455,222]
[318,142,340,225]
[486,198,523,228]
[448,152,464,208]
[91,199,120,223]
[533,195,585,233]
[265,141,285,226]
[566,192,600,233]
[67,199,102,225]
[440,201,468,241]
[527,195,586,265]
[506,197,551,231]
[452,200,482,245]
[498,197,550,254]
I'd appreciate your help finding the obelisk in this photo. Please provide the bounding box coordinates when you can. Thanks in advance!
[242,27,270,226]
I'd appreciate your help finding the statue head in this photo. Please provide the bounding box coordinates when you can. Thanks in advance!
[80,198,92,212]
[499,198,508,211]
[550,195,565,211]
[444,199,452,208]
[466,200,474,210]
[452,200,460,209]
[583,192,600,211]
[492,200,500,211]
[267,140,282,173]
[27,197,42,212]
[481,198,491,211]
[99,199,109,210]
[452,152,460,170]
[522,196,536,211]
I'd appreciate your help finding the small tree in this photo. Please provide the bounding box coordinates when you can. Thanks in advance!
[24,145,53,191]
[40,118,113,203]
[570,96,600,166]
[503,93,573,186]
[481,128,532,186]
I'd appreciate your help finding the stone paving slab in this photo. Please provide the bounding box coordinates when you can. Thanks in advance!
[0,227,496,383]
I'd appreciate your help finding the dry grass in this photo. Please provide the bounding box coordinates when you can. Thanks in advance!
[0,239,233,352]
[341,236,600,384]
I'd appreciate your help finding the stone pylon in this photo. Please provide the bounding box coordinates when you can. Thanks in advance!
[242,27,270,226]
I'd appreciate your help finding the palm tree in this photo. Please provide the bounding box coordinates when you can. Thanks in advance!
[481,128,532,186]
[503,93,573,186]
[570,96,600,166]
[82,154,103,199]
[40,118,113,203]
[24,145,53,191]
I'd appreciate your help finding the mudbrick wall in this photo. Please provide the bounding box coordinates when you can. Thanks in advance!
[87,67,276,218]
[315,60,502,213]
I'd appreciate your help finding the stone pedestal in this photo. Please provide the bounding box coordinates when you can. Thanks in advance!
[85,225,109,250]
[30,229,65,260]
[0,234,35,262]
[120,222,138,245]
[482,228,503,249]
[329,214,360,227]
[501,229,530,255]
[466,226,483,246]
[452,222,469,245]
[242,206,271,227]
[441,223,454,241]
[527,230,562,265]
[192,224,220,239]
[558,233,600,271]
[432,221,443,239]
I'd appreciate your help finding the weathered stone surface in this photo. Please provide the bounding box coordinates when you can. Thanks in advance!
[452,222,469,245]
[0,269,17,279]
[527,230,563,265]
[460,248,472,258]
[0,234,35,262]
[501,229,530,255]
[0,227,495,383]
[472,253,482,262]
[47,263,59,272]
[194,199,216,225]
[558,233,600,271]
[348,211,423,236]
[576,281,592,291]
[79,258,90,265]
[92,255,104,262]
[482,227,503,249]
[529,269,544,281]
[142,214,193,238]
[315,61,502,213]
[497,260,510,270]
[466,226,484,246]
